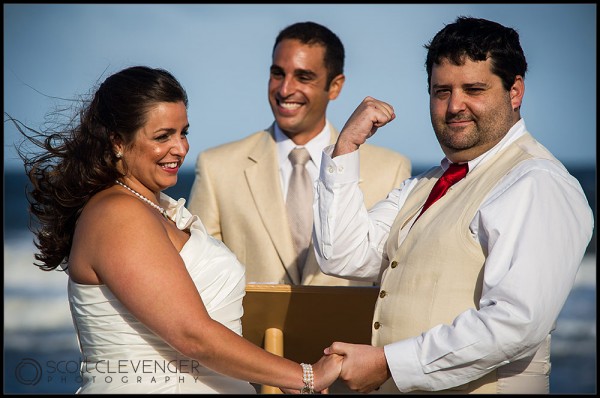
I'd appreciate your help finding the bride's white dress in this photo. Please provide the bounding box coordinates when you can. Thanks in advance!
[68,194,256,394]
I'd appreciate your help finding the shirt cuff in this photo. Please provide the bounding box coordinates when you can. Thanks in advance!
[320,144,360,186]
[384,338,427,392]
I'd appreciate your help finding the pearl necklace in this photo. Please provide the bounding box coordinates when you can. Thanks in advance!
[114,180,172,221]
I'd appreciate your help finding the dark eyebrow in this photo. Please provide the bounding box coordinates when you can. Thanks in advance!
[153,124,190,135]
[431,82,488,90]
[270,65,317,80]
[463,82,488,88]
[154,128,175,134]
[431,83,450,90]
[294,69,317,79]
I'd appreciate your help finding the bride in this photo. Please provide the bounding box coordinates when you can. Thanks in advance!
[12,65,342,394]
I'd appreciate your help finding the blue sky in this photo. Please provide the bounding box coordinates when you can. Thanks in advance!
[4,4,596,171]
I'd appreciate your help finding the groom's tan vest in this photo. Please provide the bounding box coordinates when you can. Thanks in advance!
[373,133,558,393]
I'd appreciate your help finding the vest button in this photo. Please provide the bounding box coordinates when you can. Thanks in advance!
[374,321,381,329]
[379,290,387,298]
[390,261,398,268]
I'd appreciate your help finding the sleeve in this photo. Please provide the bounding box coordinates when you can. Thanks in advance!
[313,144,411,282]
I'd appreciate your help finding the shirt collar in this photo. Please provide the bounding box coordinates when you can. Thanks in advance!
[275,120,331,169]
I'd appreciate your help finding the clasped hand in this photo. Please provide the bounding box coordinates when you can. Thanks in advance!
[280,353,343,394]
[283,342,389,394]
[324,342,390,393]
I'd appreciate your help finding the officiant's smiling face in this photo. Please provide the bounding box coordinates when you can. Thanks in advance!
[268,38,344,144]
[115,101,190,194]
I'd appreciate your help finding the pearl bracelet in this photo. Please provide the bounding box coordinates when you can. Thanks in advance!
[300,363,314,394]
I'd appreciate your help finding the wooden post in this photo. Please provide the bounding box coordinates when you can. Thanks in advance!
[261,327,284,394]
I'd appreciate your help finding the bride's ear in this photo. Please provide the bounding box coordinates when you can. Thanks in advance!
[111,134,124,159]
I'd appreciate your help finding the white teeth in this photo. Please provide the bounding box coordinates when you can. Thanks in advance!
[162,162,178,168]
[280,102,301,110]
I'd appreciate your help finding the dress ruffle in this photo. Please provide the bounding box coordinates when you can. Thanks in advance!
[160,193,197,231]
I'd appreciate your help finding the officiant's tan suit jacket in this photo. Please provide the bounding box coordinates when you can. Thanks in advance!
[187,124,411,285]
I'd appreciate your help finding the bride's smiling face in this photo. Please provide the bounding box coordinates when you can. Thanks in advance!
[118,101,190,195]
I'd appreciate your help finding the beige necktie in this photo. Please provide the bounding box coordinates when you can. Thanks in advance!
[286,148,313,276]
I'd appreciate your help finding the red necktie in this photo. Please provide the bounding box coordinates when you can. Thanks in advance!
[416,163,468,221]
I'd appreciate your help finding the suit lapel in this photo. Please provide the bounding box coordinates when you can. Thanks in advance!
[245,127,301,284]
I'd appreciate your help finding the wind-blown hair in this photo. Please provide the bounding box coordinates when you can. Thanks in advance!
[273,21,345,89]
[424,16,528,92]
[8,66,188,271]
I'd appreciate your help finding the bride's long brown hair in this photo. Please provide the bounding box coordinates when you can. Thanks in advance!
[8,66,188,271]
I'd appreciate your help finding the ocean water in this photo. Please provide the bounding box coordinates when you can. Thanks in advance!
[3,167,597,394]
